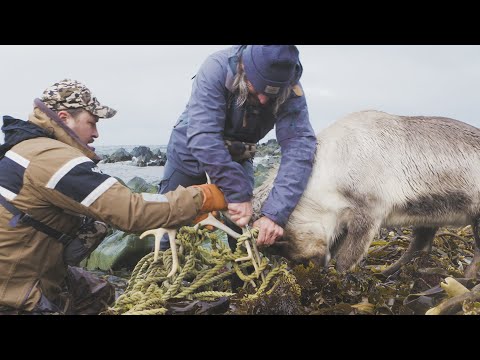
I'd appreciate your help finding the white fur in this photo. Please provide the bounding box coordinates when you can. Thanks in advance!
[256,110,480,267]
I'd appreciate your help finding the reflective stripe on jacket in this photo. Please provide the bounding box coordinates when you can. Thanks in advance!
[0,102,203,310]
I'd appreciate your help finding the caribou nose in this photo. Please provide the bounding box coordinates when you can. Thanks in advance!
[262,241,290,258]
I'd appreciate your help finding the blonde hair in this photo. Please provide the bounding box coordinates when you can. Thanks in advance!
[232,61,292,116]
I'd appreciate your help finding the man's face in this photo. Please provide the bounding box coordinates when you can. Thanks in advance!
[60,110,99,145]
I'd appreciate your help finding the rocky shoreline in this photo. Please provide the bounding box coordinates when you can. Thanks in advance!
[86,140,282,294]
[90,140,479,315]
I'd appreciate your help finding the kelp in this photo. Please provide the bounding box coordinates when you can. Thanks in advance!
[231,226,479,315]
[97,226,479,315]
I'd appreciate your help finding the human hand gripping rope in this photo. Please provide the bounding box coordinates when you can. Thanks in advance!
[139,173,264,280]
[108,176,297,314]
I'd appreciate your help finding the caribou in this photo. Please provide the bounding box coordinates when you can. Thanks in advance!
[253,110,480,278]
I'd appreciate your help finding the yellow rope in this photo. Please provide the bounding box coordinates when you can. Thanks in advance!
[106,226,299,315]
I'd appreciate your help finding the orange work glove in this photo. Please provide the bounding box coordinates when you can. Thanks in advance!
[193,211,223,231]
[193,184,228,213]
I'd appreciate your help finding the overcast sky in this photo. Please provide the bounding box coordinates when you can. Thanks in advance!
[1,45,480,146]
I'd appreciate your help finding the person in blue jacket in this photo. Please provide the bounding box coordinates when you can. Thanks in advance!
[159,45,317,248]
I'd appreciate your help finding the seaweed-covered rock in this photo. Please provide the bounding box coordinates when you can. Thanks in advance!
[127,176,158,193]
[82,230,155,271]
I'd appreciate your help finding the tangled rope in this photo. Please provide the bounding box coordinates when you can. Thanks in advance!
[104,226,298,315]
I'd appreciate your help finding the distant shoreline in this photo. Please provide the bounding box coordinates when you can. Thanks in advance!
[94,145,167,156]
[98,161,165,184]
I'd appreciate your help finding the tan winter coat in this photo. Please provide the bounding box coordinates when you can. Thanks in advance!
[0,101,203,310]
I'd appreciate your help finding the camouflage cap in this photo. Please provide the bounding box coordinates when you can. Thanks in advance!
[40,79,117,118]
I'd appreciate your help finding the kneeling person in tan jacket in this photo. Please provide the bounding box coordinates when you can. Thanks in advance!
[0,79,227,314]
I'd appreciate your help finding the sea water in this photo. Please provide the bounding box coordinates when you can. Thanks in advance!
[96,145,166,184]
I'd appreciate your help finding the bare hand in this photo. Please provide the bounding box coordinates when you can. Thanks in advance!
[227,201,253,227]
[253,216,284,246]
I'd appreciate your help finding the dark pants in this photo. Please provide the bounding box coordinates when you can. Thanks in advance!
[158,160,254,251]
[0,266,115,315]
[159,160,208,193]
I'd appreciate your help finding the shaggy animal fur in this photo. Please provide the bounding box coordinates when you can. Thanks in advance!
[254,110,480,276]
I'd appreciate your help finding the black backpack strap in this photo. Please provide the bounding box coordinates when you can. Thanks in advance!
[0,193,72,245]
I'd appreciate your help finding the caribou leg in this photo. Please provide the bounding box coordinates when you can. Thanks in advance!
[381,226,438,277]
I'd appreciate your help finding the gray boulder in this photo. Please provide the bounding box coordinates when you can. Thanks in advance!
[108,148,132,162]
[127,176,158,193]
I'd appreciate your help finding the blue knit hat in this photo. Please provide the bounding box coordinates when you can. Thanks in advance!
[242,45,300,97]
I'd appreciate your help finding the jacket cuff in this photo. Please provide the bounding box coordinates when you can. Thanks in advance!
[260,208,286,228]
[225,190,252,203]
